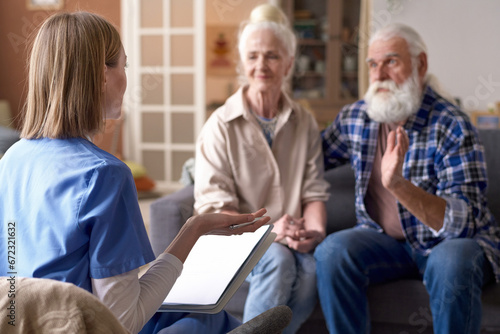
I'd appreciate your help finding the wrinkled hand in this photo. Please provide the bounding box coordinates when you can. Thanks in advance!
[272,214,305,243]
[188,208,270,236]
[381,126,409,191]
[286,229,324,253]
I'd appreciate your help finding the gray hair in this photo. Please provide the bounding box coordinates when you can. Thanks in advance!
[369,23,427,58]
[370,23,456,103]
[237,4,297,89]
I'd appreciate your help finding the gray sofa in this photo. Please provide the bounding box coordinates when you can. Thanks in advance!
[149,129,500,333]
[0,125,20,157]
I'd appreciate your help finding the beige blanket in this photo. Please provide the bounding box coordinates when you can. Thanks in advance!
[0,276,129,334]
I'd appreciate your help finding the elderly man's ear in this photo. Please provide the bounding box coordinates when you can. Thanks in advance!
[417,52,428,81]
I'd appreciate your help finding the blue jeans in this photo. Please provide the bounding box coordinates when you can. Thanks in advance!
[140,310,240,334]
[314,228,494,334]
[244,242,317,334]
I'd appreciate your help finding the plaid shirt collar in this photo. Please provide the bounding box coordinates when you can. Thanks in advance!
[403,85,435,132]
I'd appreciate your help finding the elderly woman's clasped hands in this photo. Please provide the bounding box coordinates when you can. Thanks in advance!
[273,214,325,253]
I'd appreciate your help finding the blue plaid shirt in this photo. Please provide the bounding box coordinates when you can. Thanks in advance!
[322,86,500,281]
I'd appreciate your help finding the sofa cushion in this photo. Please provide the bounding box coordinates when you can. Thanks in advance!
[324,164,356,234]
[478,129,500,221]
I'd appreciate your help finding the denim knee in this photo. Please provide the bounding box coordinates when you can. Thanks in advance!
[314,229,366,264]
[425,239,485,280]
[296,252,316,277]
[422,239,487,332]
[423,238,486,304]
[254,242,297,280]
[314,230,362,282]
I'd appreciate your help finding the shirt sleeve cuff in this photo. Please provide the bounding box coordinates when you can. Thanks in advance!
[429,196,468,237]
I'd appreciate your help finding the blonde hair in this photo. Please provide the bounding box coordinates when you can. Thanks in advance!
[21,12,122,139]
[237,4,296,89]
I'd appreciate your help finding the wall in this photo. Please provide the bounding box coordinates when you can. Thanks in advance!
[0,0,121,154]
[205,0,267,108]
[0,0,120,128]
[371,0,500,113]
[5,2,498,125]
[0,0,266,151]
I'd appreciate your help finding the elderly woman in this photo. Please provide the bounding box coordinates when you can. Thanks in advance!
[194,4,329,333]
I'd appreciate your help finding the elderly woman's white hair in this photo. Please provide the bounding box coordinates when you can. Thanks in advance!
[237,4,297,90]
[369,23,456,103]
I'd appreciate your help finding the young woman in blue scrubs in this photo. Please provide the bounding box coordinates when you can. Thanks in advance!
[0,11,269,334]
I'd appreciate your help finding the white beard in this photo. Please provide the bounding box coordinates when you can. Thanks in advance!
[364,70,422,123]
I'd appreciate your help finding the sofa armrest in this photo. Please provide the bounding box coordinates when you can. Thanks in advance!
[149,185,194,257]
[0,125,19,154]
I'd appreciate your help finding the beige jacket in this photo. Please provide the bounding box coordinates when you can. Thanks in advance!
[194,87,329,223]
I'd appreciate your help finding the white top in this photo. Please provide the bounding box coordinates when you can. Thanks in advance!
[92,253,183,334]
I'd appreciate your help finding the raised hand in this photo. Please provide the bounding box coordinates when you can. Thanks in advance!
[381,126,409,191]
[378,125,446,231]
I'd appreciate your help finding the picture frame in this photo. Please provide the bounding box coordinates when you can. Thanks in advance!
[206,25,238,77]
[26,0,64,11]
[471,111,500,129]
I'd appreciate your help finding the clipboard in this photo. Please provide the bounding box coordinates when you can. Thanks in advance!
[159,224,276,313]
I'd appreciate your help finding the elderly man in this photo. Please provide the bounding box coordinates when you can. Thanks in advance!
[315,23,500,334]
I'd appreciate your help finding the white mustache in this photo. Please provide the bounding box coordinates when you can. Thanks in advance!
[370,80,399,93]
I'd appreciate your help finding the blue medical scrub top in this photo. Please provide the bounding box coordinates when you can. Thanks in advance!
[0,138,155,292]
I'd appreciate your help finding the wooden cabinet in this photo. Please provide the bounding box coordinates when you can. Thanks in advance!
[282,0,361,127]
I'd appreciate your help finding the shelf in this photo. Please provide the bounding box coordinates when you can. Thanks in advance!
[298,39,326,46]
[341,41,358,48]
[295,71,324,77]
[342,71,358,78]
[293,89,324,99]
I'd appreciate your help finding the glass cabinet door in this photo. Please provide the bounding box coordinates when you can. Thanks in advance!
[290,1,328,100]
[283,0,361,126]
[339,0,361,101]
